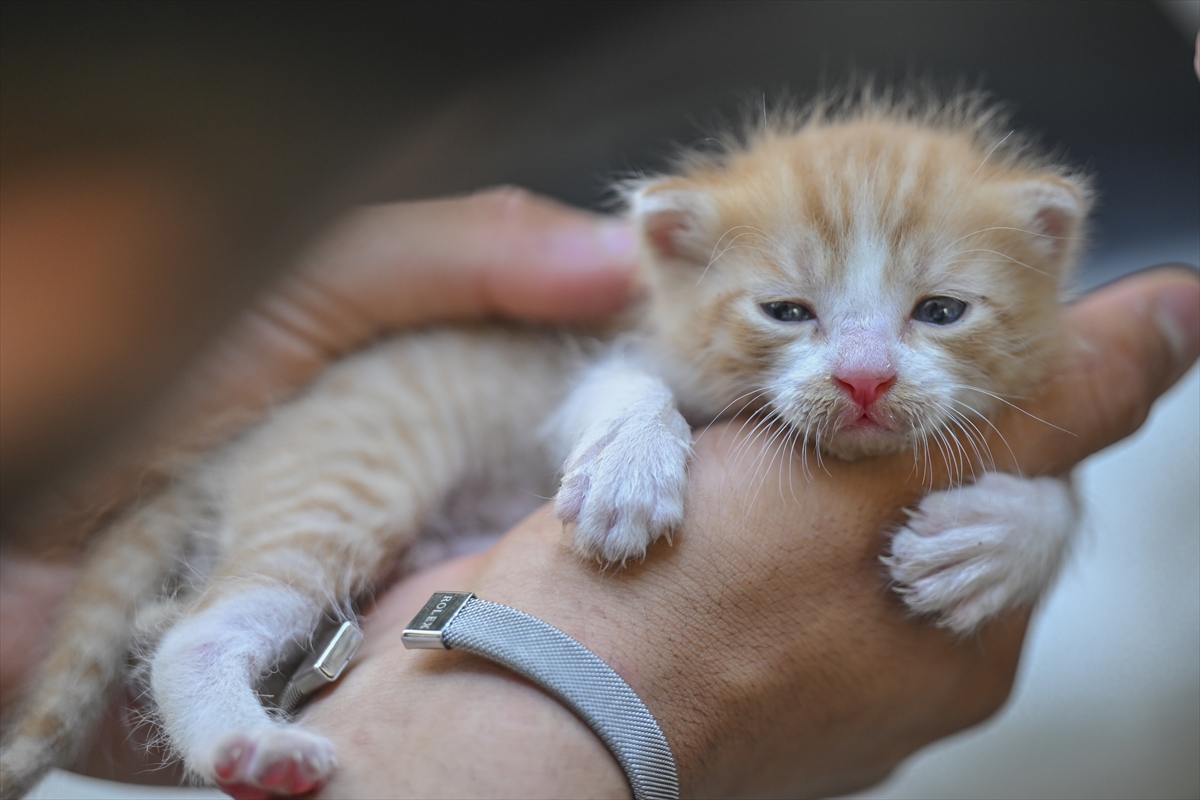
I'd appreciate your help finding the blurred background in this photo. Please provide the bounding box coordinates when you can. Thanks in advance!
[3,1,1197,797]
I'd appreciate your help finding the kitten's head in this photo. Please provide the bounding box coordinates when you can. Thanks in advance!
[629,100,1090,460]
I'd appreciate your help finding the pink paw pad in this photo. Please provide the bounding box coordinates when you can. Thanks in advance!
[210,728,336,797]
[214,735,253,781]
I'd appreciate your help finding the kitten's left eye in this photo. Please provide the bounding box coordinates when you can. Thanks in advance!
[761,301,815,323]
[913,296,967,326]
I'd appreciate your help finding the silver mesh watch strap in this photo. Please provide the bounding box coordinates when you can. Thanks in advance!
[401,592,679,800]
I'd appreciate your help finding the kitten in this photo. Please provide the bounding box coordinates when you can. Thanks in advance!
[0,94,1089,798]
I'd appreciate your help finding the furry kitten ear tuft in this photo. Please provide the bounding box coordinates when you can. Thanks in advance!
[1006,176,1091,267]
[631,185,717,265]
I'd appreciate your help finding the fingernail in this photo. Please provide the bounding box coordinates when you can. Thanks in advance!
[1154,286,1200,367]
[547,222,636,272]
[597,221,637,263]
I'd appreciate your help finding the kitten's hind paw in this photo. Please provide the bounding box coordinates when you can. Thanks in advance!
[555,405,691,565]
[206,727,336,798]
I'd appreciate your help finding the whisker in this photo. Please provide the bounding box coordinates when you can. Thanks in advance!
[700,226,782,285]
[784,424,806,500]
[766,421,803,503]
[930,425,956,487]
[946,397,1023,478]
[949,384,1076,436]
[912,424,931,489]
[812,419,831,477]
[946,225,1082,248]
[928,425,955,487]
[797,426,813,483]
[921,423,935,491]
[756,418,797,505]
[940,410,981,484]
[729,408,784,478]
[915,419,936,489]
[699,387,772,445]
[927,130,1014,242]
[722,403,775,459]
[745,417,791,507]
[946,405,996,471]
[967,131,1014,187]
[948,248,1054,280]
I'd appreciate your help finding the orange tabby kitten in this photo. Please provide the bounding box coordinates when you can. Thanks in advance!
[0,95,1089,798]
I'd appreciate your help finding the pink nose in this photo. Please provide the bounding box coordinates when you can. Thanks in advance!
[833,372,896,408]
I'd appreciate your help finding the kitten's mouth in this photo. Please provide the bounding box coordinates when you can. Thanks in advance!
[840,408,896,434]
[844,415,890,432]
[821,410,909,460]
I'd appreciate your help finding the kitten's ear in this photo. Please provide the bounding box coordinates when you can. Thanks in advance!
[630,184,718,265]
[1005,176,1091,268]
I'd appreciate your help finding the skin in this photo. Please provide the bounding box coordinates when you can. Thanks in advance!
[1,189,1198,798]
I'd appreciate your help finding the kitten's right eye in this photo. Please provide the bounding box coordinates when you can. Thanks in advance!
[761,301,815,323]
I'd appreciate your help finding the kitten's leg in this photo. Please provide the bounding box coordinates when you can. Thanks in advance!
[151,381,474,793]
[150,583,332,797]
[149,458,407,796]
[884,472,1078,634]
[549,357,692,563]
[150,330,571,794]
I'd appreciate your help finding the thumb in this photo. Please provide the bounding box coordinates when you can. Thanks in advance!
[300,187,638,328]
[998,266,1200,475]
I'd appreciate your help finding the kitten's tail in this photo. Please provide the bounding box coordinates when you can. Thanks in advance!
[0,482,202,799]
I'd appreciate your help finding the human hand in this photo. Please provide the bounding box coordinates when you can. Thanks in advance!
[0,188,637,734]
[302,267,1200,799]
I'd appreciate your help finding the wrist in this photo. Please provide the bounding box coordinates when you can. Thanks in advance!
[307,644,628,799]
[305,551,631,799]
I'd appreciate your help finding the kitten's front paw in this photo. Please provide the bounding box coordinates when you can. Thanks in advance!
[555,406,691,564]
[205,727,336,798]
[884,473,1076,634]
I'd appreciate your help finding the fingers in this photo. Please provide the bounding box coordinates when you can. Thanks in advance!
[121,189,638,475]
[297,187,638,328]
[997,266,1200,475]
[180,189,637,429]
[210,187,637,396]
